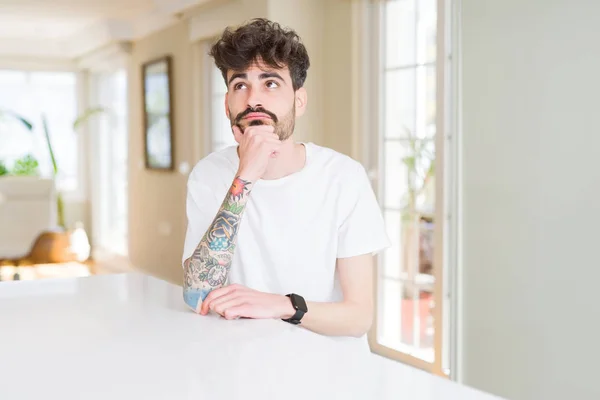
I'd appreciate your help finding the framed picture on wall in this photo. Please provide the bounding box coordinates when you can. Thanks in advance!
[142,55,174,171]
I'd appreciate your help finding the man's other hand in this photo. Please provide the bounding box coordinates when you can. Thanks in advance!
[199,284,295,320]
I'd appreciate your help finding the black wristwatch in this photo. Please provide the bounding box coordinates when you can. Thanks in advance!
[282,293,308,325]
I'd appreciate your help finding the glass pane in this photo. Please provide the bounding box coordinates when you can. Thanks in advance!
[0,70,78,191]
[379,0,439,368]
[0,69,26,85]
[382,210,402,279]
[92,70,129,255]
[378,278,403,347]
[210,60,236,153]
[30,71,76,87]
[383,140,409,208]
[415,66,437,140]
[385,0,416,68]
[418,0,437,64]
[384,68,415,138]
[378,277,435,362]
[211,64,228,96]
[211,97,236,149]
[385,0,436,68]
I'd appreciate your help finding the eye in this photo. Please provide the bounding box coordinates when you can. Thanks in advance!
[265,80,279,89]
[233,82,247,90]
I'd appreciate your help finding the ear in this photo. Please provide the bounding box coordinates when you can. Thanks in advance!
[294,87,308,117]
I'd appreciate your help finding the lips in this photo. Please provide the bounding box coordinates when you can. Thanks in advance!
[244,113,271,120]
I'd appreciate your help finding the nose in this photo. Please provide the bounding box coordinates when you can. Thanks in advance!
[246,86,263,109]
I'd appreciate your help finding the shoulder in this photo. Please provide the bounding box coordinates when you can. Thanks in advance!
[308,143,368,181]
[188,146,237,184]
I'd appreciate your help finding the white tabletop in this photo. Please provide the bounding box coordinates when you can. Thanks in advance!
[0,273,502,400]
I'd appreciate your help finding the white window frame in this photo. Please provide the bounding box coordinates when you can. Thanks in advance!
[364,0,458,378]
[79,43,131,261]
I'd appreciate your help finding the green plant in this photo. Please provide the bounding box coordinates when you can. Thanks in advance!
[12,154,39,176]
[0,109,33,131]
[397,126,436,295]
[400,127,436,221]
[41,107,106,229]
[0,160,8,176]
[1,107,105,230]
[0,110,35,176]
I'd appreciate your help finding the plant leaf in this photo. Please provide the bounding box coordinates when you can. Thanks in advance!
[73,107,106,131]
[12,154,39,176]
[41,114,59,176]
[0,109,34,131]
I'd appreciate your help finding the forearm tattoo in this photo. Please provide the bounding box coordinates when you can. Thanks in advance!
[183,177,252,310]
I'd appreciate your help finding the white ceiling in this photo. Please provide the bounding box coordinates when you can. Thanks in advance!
[0,0,209,58]
[0,0,154,39]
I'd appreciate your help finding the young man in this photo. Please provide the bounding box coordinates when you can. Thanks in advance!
[182,18,390,338]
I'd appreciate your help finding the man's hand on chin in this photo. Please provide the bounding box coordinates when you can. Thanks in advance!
[198,284,296,320]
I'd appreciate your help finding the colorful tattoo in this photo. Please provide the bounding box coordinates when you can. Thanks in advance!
[183,176,253,311]
[230,177,251,200]
[207,209,239,251]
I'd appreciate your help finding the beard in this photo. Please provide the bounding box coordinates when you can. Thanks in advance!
[230,103,296,141]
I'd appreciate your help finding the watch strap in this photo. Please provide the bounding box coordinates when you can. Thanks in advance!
[282,294,306,325]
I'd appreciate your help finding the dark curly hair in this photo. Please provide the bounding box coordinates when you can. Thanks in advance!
[209,18,310,91]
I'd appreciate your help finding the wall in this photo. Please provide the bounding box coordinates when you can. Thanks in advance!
[460,1,600,399]
[322,0,356,158]
[188,0,268,42]
[128,22,192,285]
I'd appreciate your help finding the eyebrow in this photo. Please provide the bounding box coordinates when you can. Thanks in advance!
[259,72,285,82]
[228,72,247,85]
[227,71,286,86]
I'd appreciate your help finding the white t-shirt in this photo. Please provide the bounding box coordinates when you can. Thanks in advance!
[182,142,391,303]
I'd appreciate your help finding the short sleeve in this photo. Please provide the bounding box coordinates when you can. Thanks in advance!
[337,163,391,259]
[181,172,221,267]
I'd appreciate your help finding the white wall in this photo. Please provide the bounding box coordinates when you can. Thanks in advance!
[460,1,600,399]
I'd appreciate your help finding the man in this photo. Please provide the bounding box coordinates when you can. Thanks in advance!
[182,18,390,338]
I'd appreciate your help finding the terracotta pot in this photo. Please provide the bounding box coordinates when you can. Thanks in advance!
[23,226,90,264]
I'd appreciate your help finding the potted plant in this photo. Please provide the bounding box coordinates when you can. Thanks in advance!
[400,127,435,298]
[41,107,105,230]
[0,107,104,270]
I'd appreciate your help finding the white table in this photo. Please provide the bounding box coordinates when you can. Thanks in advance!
[0,273,503,400]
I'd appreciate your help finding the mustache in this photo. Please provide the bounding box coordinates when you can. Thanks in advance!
[234,107,279,125]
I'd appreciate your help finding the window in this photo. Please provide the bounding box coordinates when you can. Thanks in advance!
[370,0,453,375]
[207,62,236,154]
[90,70,129,256]
[0,70,78,192]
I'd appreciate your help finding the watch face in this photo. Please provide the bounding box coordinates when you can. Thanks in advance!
[291,294,308,313]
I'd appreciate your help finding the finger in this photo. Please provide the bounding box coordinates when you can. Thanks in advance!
[201,284,244,315]
[223,304,254,320]
[213,297,247,316]
[245,125,275,136]
[200,286,232,315]
[208,291,242,312]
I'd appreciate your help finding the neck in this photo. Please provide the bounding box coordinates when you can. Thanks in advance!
[262,138,306,180]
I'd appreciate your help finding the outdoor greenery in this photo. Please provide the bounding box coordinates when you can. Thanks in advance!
[0,107,105,229]
[11,154,39,176]
[0,160,8,176]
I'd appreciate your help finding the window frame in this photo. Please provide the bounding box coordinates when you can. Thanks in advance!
[365,0,456,378]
